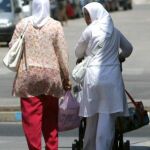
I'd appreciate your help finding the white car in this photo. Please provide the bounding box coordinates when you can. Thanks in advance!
[0,0,22,43]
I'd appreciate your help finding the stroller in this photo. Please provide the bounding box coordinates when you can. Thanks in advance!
[72,113,130,150]
[71,71,131,150]
[72,86,149,150]
[71,60,149,150]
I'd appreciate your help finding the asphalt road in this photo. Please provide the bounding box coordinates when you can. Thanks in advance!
[0,3,150,150]
[0,123,150,150]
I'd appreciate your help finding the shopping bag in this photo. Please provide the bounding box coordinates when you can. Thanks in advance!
[116,90,149,133]
[58,91,81,132]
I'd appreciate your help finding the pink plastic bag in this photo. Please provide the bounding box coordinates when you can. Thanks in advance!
[58,91,81,132]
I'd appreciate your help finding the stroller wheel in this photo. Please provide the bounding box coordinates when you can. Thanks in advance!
[123,140,130,150]
[72,143,77,150]
[72,140,81,150]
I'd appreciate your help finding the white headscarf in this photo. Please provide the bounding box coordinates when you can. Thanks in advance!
[31,0,50,28]
[83,2,114,40]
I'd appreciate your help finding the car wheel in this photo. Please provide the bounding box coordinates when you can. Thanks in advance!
[7,42,10,47]
[115,2,119,11]
[123,5,128,10]
[128,3,132,9]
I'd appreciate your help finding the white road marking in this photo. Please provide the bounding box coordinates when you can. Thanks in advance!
[133,0,150,4]
[123,68,145,75]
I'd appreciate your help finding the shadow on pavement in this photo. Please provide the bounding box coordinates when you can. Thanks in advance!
[131,146,150,150]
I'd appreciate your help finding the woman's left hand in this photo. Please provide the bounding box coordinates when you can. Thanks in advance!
[63,79,72,91]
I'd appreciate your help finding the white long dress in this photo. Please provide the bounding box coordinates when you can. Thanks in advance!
[75,26,133,117]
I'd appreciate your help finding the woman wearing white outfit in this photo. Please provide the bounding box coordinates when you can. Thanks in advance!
[74,2,133,150]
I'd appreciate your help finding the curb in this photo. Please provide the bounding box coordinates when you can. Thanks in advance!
[0,106,21,122]
[0,106,20,112]
[0,106,150,122]
[0,111,21,122]
[145,107,150,112]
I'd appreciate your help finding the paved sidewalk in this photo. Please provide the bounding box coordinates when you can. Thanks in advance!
[0,124,150,150]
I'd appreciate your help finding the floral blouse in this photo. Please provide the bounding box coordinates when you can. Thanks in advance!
[10,17,69,98]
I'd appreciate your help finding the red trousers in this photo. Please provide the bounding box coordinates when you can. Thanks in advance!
[21,95,58,150]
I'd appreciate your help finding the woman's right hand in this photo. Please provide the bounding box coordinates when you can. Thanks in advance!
[119,54,125,63]
[76,57,84,64]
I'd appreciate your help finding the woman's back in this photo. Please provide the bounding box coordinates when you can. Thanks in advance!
[10,17,69,98]
[14,18,66,70]
[85,26,120,67]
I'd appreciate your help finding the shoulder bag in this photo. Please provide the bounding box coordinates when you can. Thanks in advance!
[3,20,29,72]
[116,90,150,133]
[72,45,101,84]
[72,55,92,84]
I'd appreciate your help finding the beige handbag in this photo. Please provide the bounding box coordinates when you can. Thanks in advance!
[72,56,92,83]
[3,21,28,72]
[72,41,104,84]
[72,45,102,84]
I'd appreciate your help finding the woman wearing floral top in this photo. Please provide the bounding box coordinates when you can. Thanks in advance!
[9,0,71,150]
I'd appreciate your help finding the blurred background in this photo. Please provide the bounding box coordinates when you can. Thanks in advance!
[0,0,150,150]
[0,0,134,44]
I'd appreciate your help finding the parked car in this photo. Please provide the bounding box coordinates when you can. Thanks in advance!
[119,0,132,10]
[0,0,22,44]
[104,0,119,11]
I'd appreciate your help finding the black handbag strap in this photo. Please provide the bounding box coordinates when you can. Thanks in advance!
[125,89,138,108]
